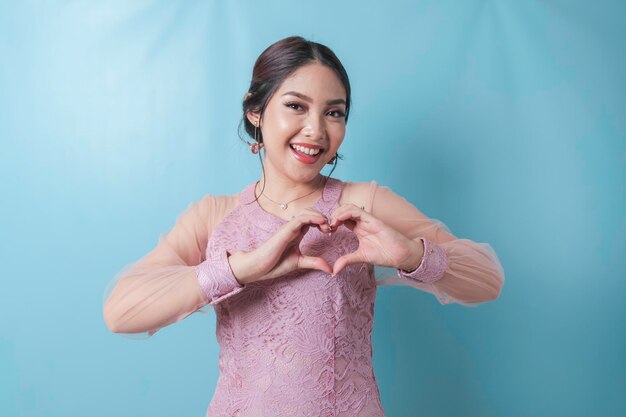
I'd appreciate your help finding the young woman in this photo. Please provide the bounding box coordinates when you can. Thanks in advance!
[103,35,505,417]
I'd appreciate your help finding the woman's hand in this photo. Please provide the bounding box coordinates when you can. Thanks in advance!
[229,207,334,284]
[329,203,422,276]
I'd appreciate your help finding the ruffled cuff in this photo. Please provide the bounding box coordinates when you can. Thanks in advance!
[397,237,449,284]
[196,249,245,305]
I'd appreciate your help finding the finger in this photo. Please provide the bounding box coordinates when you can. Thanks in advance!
[277,222,310,249]
[329,206,348,229]
[293,211,330,233]
[331,205,365,228]
[330,203,364,224]
[332,251,364,276]
[312,217,332,233]
[298,256,333,275]
[294,211,329,226]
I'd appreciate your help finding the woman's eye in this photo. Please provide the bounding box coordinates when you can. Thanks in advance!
[286,102,302,111]
[328,110,346,118]
[285,102,345,118]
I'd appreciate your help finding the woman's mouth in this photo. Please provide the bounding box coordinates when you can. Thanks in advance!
[289,144,324,164]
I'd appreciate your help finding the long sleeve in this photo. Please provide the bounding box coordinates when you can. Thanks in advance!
[368,181,505,306]
[102,195,245,338]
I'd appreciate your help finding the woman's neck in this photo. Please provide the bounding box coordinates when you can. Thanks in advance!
[255,174,326,206]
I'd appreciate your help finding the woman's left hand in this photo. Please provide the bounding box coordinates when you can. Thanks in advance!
[328,203,422,276]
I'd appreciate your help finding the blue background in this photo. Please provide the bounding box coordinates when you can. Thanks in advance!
[1,1,624,416]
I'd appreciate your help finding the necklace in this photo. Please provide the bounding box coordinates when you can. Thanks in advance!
[255,176,325,210]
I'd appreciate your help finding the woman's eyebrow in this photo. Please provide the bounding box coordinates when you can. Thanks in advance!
[281,91,346,106]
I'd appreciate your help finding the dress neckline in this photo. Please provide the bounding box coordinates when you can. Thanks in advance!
[239,175,343,229]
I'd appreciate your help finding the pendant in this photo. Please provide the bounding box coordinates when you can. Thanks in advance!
[280,203,287,210]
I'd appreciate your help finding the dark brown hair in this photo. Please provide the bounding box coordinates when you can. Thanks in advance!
[238,36,351,201]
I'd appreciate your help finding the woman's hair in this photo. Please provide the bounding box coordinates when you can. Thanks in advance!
[238,36,351,200]
[240,35,351,142]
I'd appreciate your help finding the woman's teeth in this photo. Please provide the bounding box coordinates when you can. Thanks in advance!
[290,144,321,155]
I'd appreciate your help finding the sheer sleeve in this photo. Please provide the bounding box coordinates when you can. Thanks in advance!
[102,195,245,339]
[368,181,505,306]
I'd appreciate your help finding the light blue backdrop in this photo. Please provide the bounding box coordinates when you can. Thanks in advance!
[1,1,624,416]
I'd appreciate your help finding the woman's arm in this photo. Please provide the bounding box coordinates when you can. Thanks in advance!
[102,195,244,336]
[368,181,505,306]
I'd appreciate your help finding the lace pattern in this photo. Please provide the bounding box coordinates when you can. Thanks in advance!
[397,237,449,283]
[196,249,246,305]
[203,177,386,417]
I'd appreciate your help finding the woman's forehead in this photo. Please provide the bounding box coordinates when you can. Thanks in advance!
[276,64,346,100]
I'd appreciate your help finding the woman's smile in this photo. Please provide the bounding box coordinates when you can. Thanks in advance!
[289,143,324,164]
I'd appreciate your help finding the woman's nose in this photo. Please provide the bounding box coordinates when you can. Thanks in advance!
[303,115,325,138]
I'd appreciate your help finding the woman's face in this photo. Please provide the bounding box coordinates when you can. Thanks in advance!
[248,62,347,182]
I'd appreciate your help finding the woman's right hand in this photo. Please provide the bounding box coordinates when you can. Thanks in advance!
[228,207,334,284]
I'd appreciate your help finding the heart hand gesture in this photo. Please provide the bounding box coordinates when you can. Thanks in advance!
[234,207,334,284]
[329,203,420,276]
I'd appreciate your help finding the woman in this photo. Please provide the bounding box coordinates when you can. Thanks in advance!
[103,35,505,416]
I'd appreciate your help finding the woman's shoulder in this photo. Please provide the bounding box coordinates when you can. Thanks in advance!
[339,179,380,212]
[185,193,240,226]
[199,192,240,206]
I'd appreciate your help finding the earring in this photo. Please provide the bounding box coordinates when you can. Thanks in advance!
[327,154,337,165]
[249,122,264,154]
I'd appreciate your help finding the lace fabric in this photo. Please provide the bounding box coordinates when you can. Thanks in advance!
[102,176,505,415]
[201,177,385,415]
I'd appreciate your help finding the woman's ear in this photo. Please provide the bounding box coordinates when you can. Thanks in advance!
[246,110,260,127]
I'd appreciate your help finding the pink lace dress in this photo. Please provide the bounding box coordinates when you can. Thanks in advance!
[103,176,505,417]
